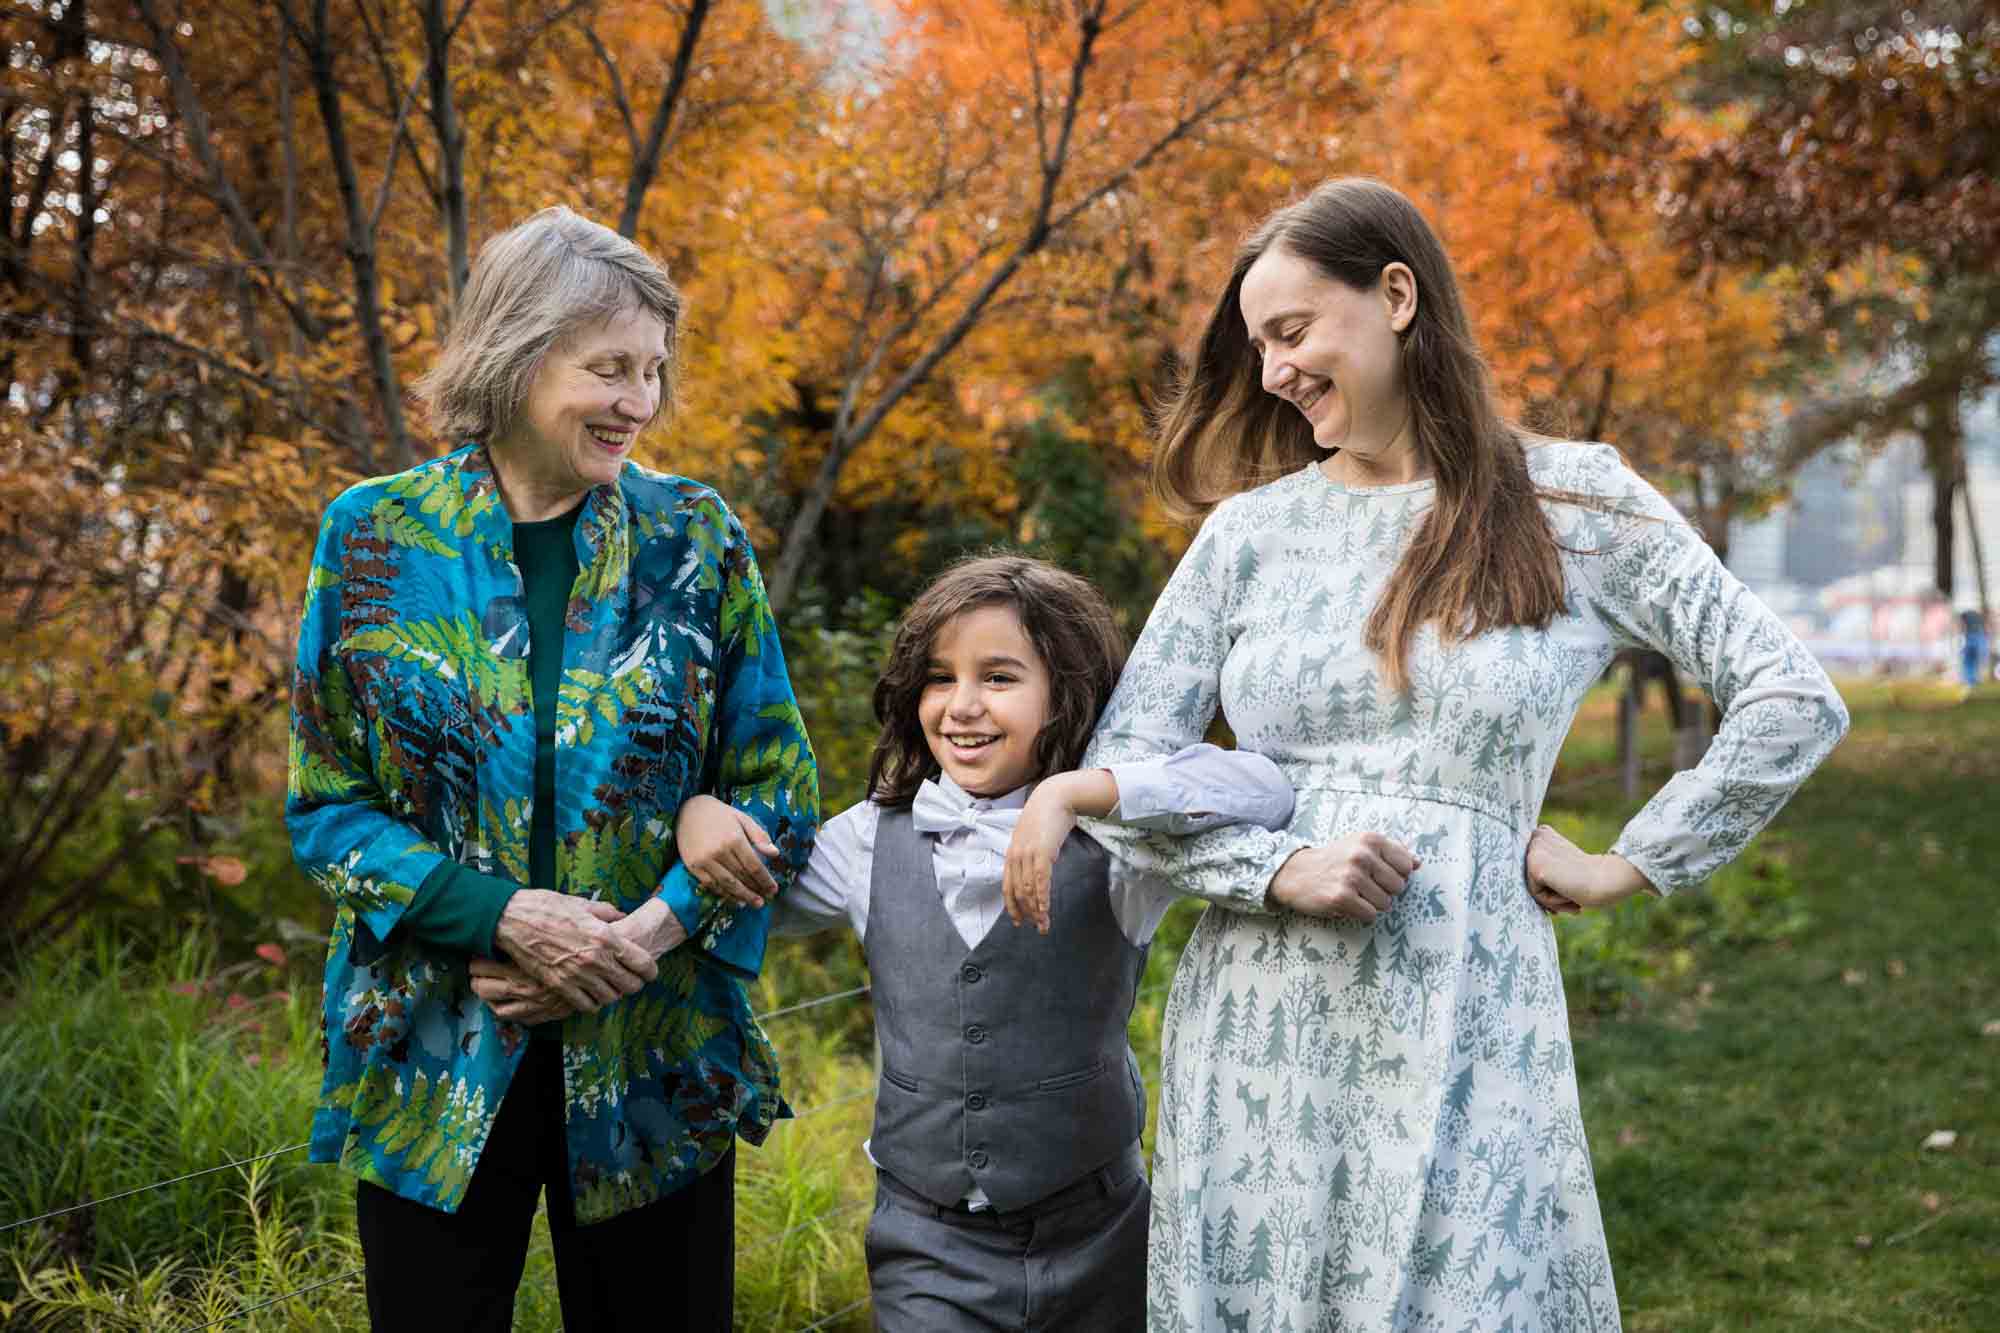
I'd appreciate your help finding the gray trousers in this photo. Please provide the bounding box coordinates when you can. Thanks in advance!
[866,1144,1149,1332]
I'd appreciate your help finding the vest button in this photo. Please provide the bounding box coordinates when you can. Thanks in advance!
[968,1148,990,1170]
[961,964,983,984]
[967,1093,989,1111]
[965,1024,987,1044]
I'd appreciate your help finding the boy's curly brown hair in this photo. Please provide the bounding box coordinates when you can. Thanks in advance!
[867,555,1128,809]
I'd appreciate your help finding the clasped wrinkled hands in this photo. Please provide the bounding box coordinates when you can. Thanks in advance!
[470,796,776,1025]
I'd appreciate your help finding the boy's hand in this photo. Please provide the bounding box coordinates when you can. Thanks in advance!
[1003,770,1117,933]
[677,793,781,909]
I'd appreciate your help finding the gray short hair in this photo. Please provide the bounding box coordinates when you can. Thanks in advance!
[414,206,684,445]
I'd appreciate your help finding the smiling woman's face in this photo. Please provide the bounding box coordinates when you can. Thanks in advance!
[497,305,670,517]
[1238,246,1413,463]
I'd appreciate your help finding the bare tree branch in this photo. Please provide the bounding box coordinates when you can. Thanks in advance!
[134,0,327,339]
[582,23,641,157]
[300,0,413,467]
[616,0,713,238]
[422,0,477,302]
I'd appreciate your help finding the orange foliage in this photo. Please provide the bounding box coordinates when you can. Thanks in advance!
[3,0,1823,946]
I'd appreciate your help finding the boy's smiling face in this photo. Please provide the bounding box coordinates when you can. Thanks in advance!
[919,604,1052,798]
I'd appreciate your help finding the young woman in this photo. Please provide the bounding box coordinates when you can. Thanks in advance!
[1053,178,1849,1330]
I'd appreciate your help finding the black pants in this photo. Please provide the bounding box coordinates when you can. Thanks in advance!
[355,1039,735,1331]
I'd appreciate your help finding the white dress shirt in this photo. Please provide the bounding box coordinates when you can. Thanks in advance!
[771,743,1296,948]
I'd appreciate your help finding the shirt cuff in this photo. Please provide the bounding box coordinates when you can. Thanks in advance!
[1103,755,1293,834]
[399,862,519,956]
[654,862,770,980]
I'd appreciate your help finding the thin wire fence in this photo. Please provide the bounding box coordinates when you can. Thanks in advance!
[7,980,881,1333]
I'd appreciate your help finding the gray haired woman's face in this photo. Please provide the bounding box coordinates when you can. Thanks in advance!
[496,306,669,513]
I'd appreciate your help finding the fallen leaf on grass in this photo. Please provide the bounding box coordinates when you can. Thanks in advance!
[176,854,248,886]
[1982,1020,2000,1038]
[1854,1234,1874,1250]
[1921,1130,1957,1151]
[1841,968,1869,986]
[1886,959,1906,979]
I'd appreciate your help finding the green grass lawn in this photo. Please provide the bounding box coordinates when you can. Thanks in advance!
[4,678,1995,1330]
[1572,679,2000,1331]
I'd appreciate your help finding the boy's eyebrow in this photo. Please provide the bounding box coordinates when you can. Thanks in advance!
[923,654,1033,671]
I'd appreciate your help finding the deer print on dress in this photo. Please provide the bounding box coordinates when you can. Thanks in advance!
[1234,1081,1269,1132]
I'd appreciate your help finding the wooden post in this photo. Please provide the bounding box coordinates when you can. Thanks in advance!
[1618,673,1641,800]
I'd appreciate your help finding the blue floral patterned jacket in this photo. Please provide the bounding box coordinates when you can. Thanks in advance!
[287,444,817,1221]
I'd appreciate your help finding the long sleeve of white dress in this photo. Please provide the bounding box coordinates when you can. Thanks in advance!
[1556,449,1850,891]
[1080,502,1312,914]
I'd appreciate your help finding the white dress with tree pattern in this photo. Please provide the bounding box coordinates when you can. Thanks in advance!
[1081,442,1847,1333]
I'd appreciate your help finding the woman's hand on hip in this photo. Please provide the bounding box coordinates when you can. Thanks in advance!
[1524,824,1657,914]
[468,958,575,1026]
[1266,834,1419,924]
[492,890,656,1012]
[676,794,780,909]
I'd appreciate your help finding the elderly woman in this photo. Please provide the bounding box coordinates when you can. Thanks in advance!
[286,206,817,1332]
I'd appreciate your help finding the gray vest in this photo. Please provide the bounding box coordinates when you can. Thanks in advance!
[865,806,1148,1212]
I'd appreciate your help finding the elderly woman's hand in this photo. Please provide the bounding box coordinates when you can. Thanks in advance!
[493,890,657,1012]
[676,794,781,909]
[1524,824,1656,914]
[469,958,576,1026]
[1266,834,1421,924]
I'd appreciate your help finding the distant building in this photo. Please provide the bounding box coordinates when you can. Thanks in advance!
[1721,386,2000,672]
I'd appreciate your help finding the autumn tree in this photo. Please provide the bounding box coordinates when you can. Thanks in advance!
[0,0,804,949]
[1675,0,2000,601]
[742,0,1378,610]
[1361,0,1789,534]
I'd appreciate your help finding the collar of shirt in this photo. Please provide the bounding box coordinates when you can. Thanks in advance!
[910,775,1030,953]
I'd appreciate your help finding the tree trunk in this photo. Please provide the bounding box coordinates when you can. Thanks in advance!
[1618,670,1641,800]
[1961,445,1994,669]
[615,0,712,240]
[69,80,95,373]
[422,0,469,305]
[1921,399,1963,598]
[304,0,413,468]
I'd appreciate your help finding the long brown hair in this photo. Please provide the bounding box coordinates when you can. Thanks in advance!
[867,555,1128,809]
[1154,178,1567,692]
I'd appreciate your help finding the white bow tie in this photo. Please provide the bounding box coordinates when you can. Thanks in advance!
[910,780,1023,860]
